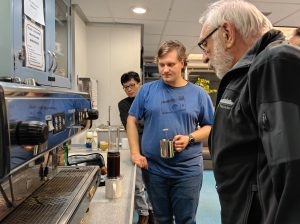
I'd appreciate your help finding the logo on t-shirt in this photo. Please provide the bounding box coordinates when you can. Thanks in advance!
[161,96,186,114]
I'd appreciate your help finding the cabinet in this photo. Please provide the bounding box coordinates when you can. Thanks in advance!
[142,63,159,83]
[0,0,72,88]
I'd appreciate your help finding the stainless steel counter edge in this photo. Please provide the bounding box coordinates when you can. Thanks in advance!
[128,165,136,224]
[69,146,136,223]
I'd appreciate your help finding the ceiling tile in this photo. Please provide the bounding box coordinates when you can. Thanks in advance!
[250,0,300,4]
[144,34,161,45]
[169,0,211,22]
[160,35,200,55]
[250,2,300,25]
[74,0,300,58]
[106,0,172,21]
[113,19,165,35]
[274,11,300,27]
[73,0,111,18]
[86,17,114,23]
[160,35,199,45]
[163,21,202,36]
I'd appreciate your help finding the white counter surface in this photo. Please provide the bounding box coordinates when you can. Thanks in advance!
[69,146,136,224]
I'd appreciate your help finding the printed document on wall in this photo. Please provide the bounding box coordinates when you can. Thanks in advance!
[24,17,45,71]
[24,0,45,25]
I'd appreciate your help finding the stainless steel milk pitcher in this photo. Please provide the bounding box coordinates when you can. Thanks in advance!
[160,128,175,158]
[160,139,175,158]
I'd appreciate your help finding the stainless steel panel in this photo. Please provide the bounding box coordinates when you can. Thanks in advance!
[1,166,99,224]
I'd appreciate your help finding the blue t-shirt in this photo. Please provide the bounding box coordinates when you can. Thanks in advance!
[129,80,214,178]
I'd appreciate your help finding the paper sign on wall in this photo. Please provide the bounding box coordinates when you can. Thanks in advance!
[24,17,45,71]
[24,0,45,25]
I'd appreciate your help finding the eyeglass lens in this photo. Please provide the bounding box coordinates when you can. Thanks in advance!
[123,83,136,90]
[198,26,220,52]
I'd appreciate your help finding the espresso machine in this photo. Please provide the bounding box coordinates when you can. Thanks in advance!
[0,82,99,223]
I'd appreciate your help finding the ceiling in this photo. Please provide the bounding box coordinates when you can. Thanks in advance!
[72,0,300,58]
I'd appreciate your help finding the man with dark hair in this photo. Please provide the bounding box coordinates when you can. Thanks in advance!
[199,0,300,223]
[118,71,155,224]
[118,72,142,129]
[289,27,300,47]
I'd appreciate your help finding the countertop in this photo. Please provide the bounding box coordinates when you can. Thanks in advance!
[69,146,136,224]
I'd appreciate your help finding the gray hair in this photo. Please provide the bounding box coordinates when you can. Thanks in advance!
[155,40,188,67]
[199,0,273,41]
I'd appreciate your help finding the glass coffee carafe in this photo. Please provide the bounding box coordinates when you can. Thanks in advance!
[105,126,122,199]
[107,126,120,179]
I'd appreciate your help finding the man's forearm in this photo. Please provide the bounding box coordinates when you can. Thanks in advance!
[191,125,212,142]
[127,115,141,156]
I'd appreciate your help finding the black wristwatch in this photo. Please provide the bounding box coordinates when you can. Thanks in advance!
[188,134,195,145]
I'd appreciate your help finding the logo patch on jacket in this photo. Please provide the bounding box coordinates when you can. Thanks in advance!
[219,98,234,110]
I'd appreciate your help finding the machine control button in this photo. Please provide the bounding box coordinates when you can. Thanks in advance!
[52,112,66,134]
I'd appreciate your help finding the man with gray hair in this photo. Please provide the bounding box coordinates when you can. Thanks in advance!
[198,0,300,223]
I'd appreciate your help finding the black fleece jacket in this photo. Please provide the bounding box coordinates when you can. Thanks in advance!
[210,30,300,224]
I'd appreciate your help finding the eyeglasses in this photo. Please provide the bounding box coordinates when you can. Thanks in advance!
[198,26,220,53]
[123,83,137,90]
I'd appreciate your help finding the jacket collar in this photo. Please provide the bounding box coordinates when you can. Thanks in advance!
[216,29,285,106]
[231,29,285,71]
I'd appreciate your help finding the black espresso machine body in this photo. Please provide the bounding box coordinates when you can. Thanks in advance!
[0,82,99,223]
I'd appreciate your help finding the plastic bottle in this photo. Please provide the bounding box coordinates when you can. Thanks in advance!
[86,131,93,149]
[92,130,98,150]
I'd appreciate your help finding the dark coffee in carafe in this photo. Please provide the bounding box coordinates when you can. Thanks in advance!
[107,151,120,178]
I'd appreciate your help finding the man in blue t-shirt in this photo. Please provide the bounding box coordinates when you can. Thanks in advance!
[127,40,214,224]
[118,71,155,224]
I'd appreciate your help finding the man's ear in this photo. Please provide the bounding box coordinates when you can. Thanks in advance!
[221,21,235,49]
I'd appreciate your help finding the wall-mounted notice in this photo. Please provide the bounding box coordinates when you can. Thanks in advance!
[24,17,45,71]
[91,79,98,109]
[24,0,45,25]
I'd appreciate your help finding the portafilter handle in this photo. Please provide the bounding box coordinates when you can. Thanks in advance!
[87,109,99,120]
[10,121,49,145]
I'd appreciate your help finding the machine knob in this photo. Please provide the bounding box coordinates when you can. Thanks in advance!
[17,121,49,145]
[87,109,99,120]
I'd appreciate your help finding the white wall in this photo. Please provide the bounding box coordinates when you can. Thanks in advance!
[86,23,141,127]
[73,13,142,127]
[73,10,87,86]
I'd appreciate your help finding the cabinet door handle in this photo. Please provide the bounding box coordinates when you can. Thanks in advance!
[52,52,58,73]
[48,51,54,72]
[18,46,26,62]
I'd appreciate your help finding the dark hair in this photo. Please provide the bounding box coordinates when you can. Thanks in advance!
[120,71,141,85]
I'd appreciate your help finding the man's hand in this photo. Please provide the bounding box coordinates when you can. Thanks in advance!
[173,135,189,152]
[131,153,148,169]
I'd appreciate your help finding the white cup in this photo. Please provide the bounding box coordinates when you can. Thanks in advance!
[121,138,129,149]
[105,177,122,199]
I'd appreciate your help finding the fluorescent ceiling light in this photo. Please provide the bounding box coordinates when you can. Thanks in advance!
[132,7,147,14]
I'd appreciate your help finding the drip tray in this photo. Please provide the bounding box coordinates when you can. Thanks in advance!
[2,166,99,224]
